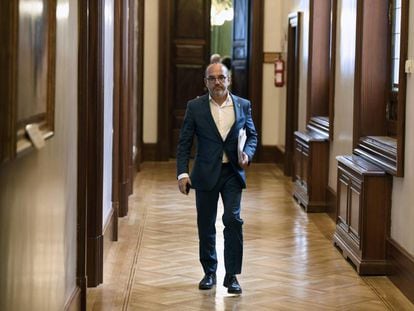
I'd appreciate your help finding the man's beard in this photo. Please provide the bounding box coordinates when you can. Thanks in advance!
[211,87,226,97]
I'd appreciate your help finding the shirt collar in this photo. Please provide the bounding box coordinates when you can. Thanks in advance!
[209,93,233,107]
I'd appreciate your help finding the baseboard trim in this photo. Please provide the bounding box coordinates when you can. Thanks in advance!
[87,234,104,287]
[112,201,119,241]
[387,238,414,304]
[64,286,81,311]
[103,207,117,262]
[326,186,336,221]
[259,145,284,163]
[142,143,157,161]
[134,147,142,172]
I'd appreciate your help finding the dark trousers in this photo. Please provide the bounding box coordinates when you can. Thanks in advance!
[195,164,243,275]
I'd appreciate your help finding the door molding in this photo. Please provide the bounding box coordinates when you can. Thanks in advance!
[77,0,88,306]
[284,12,301,176]
[135,0,145,171]
[157,0,264,161]
[248,0,264,161]
[78,0,106,289]
[156,1,171,161]
[113,0,133,217]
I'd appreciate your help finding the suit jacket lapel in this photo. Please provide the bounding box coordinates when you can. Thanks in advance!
[227,94,241,138]
[231,94,242,123]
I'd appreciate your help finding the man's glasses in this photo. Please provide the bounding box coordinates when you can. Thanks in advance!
[205,75,227,83]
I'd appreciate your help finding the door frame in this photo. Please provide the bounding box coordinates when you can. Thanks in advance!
[156,0,264,161]
[78,0,106,289]
[284,12,301,177]
[77,1,88,307]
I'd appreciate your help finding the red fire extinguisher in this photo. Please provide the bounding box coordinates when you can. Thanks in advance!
[274,53,285,87]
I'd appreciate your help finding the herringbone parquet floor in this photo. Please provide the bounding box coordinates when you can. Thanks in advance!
[87,161,414,311]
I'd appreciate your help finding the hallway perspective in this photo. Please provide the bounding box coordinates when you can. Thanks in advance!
[87,162,414,310]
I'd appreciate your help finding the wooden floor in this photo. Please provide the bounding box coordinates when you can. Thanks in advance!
[87,162,414,311]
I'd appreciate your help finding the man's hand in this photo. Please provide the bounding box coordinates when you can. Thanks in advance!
[178,177,191,195]
[239,152,249,169]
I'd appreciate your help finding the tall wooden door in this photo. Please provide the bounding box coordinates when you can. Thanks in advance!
[167,0,211,158]
[158,0,263,161]
[231,0,249,98]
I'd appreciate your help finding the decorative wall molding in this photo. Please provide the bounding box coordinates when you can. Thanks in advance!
[143,143,158,161]
[259,145,284,163]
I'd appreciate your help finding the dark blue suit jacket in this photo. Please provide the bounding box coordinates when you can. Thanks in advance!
[176,93,258,191]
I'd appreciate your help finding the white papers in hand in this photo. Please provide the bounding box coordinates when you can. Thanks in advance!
[238,128,247,163]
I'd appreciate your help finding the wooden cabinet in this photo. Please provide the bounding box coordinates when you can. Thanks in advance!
[333,155,392,275]
[293,126,329,212]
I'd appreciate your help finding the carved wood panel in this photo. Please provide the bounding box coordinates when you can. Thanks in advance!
[231,0,248,98]
[169,0,210,158]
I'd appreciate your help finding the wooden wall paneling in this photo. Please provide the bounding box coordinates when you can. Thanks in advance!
[307,0,331,121]
[85,0,105,287]
[46,1,57,133]
[112,0,121,237]
[157,0,172,160]
[352,0,363,148]
[0,0,17,165]
[128,0,135,195]
[135,0,145,171]
[77,0,88,307]
[292,0,332,212]
[353,0,388,144]
[248,0,264,162]
[230,0,265,161]
[352,0,407,176]
[118,0,132,217]
[328,0,337,140]
[284,13,301,177]
[395,0,409,176]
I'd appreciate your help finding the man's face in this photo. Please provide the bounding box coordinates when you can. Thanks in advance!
[204,64,231,98]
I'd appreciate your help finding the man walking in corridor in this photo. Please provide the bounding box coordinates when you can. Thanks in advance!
[176,62,258,294]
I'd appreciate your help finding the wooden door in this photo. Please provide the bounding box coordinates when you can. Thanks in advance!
[157,0,210,160]
[231,0,249,98]
[158,0,263,161]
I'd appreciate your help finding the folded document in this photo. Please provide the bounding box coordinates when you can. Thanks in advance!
[238,128,247,163]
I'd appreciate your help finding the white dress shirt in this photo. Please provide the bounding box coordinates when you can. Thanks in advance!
[209,94,235,163]
[177,94,235,180]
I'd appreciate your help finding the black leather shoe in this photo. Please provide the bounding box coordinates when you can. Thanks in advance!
[198,273,216,290]
[223,274,242,294]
